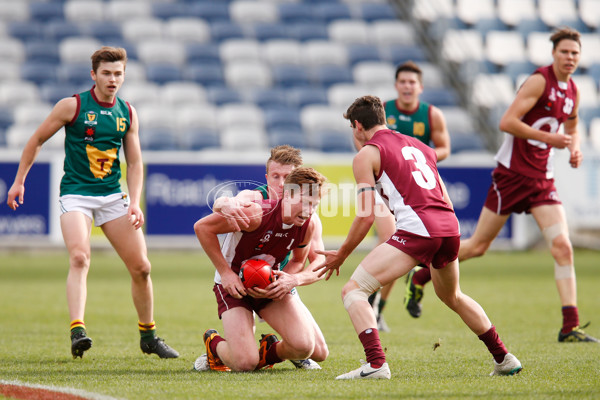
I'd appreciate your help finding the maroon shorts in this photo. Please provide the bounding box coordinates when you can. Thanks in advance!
[484,165,561,215]
[386,230,460,269]
[213,284,272,319]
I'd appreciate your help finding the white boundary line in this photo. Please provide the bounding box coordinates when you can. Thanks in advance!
[0,380,122,400]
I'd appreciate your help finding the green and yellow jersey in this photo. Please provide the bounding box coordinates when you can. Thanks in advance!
[60,86,131,196]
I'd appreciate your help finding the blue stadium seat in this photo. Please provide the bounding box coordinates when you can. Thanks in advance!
[210,21,245,42]
[288,22,329,42]
[251,23,291,41]
[272,65,311,88]
[186,43,221,64]
[206,87,241,105]
[21,61,57,85]
[311,65,354,88]
[44,21,83,42]
[57,63,94,86]
[382,45,427,65]
[313,3,351,23]
[81,21,124,42]
[278,3,314,24]
[140,128,180,151]
[503,60,537,83]
[264,107,302,131]
[474,17,509,36]
[421,88,460,107]
[180,128,220,150]
[188,2,230,22]
[40,82,79,104]
[450,132,487,154]
[314,130,354,153]
[8,21,44,43]
[579,107,600,126]
[587,63,600,85]
[184,62,224,87]
[245,88,289,110]
[358,3,399,22]
[0,107,13,131]
[29,1,64,22]
[25,40,60,63]
[288,87,328,108]
[152,2,188,19]
[347,44,382,66]
[145,64,183,84]
[267,128,308,149]
[515,18,549,37]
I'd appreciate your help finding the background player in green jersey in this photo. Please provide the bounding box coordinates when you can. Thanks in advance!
[6,47,179,359]
[369,61,451,329]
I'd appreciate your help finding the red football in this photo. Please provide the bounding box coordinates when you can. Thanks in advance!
[239,259,274,290]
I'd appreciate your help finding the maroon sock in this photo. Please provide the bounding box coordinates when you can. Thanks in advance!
[561,306,579,334]
[413,267,431,286]
[265,341,283,365]
[478,326,508,364]
[358,328,385,368]
[210,335,225,358]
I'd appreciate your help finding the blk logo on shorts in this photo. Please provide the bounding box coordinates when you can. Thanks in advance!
[391,235,406,245]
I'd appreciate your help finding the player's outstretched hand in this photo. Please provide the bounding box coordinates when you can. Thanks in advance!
[313,249,344,281]
[6,183,24,210]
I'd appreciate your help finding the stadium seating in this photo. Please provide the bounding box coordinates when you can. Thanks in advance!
[2,0,597,155]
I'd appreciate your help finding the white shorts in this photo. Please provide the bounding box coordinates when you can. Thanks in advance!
[59,192,129,227]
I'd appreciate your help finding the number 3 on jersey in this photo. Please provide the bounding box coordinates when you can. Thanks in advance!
[401,146,436,190]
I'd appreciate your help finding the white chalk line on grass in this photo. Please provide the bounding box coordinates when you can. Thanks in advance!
[0,379,123,400]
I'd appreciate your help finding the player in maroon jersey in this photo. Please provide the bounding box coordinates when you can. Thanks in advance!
[194,167,328,372]
[315,95,522,379]
[417,27,597,343]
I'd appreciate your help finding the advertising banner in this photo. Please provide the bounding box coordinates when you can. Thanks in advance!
[0,162,51,235]
[145,163,265,235]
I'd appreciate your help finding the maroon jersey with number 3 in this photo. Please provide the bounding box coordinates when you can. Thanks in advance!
[366,129,459,238]
[495,65,578,179]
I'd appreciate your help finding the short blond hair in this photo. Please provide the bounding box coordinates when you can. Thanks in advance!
[266,145,303,173]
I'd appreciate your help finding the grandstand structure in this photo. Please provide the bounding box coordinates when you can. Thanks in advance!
[1,0,598,154]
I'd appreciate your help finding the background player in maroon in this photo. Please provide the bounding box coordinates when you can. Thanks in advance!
[194,167,328,372]
[315,95,521,379]
[417,27,597,343]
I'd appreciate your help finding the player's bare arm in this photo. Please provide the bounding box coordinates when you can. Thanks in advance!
[499,74,571,149]
[194,203,263,299]
[212,189,261,231]
[315,146,378,280]
[7,97,77,210]
[430,106,451,161]
[564,91,583,168]
[122,105,145,229]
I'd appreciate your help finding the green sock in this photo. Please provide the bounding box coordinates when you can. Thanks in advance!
[139,321,157,342]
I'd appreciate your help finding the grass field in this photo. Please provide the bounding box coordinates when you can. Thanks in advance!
[0,248,599,399]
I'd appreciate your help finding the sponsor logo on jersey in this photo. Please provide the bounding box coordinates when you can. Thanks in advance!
[100,110,112,115]
[391,235,406,245]
[84,126,95,142]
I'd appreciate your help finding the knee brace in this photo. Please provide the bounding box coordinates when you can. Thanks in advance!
[342,264,381,310]
[554,262,575,280]
[542,222,568,247]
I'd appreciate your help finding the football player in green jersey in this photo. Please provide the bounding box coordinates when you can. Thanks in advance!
[6,47,179,359]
